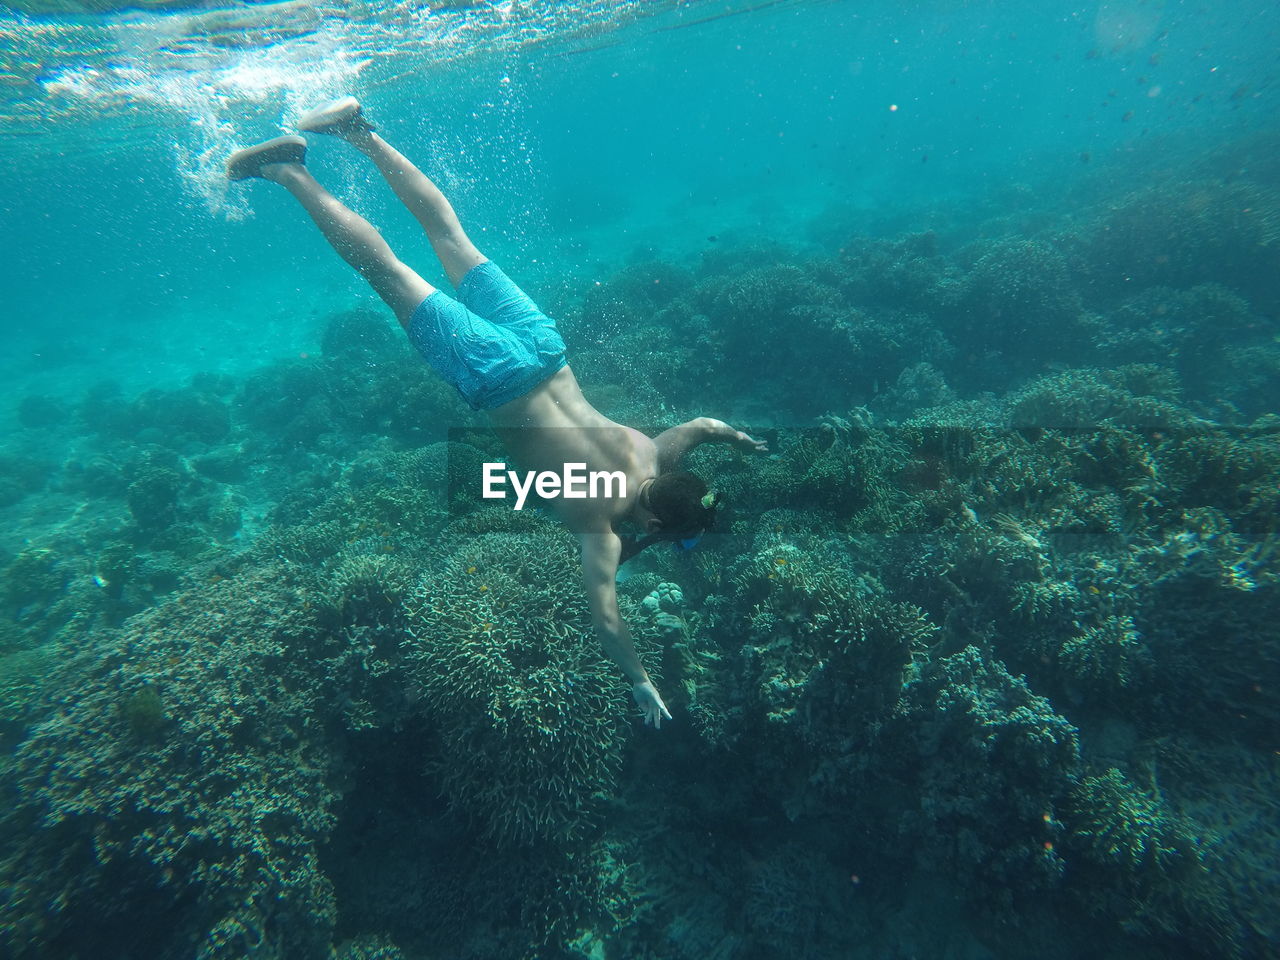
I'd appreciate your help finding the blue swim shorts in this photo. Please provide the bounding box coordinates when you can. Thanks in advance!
[407,261,568,411]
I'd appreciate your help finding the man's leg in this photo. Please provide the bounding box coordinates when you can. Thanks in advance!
[329,125,487,290]
[298,100,485,287]
[261,161,434,328]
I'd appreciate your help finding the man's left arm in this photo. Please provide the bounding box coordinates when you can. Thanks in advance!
[654,417,768,470]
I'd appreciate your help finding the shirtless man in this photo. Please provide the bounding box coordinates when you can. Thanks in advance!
[227,98,767,728]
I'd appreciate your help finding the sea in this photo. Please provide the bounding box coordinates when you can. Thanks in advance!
[0,1,1277,958]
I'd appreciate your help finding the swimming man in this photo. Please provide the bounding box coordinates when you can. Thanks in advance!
[226,98,767,727]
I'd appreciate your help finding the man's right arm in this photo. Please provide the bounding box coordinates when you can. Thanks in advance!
[579,531,672,727]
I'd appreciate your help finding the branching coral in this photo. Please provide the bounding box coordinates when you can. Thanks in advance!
[1063,767,1234,952]
[892,646,1080,901]
[0,564,343,960]
[946,237,1092,386]
[402,531,644,845]
[1056,615,1153,696]
[1067,768,1206,877]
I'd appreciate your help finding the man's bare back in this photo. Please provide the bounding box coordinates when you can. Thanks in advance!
[489,365,657,535]
[489,364,766,726]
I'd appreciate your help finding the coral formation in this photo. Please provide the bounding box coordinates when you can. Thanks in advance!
[0,564,343,959]
[892,646,1079,903]
[1063,767,1238,954]
[2,144,1278,960]
[402,530,641,845]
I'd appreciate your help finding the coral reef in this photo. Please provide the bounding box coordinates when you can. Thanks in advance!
[1068,179,1280,308]
[0,454,50,508]
[402,529,640,845]
[891,646,1079,904]
[0,564,344,960]
[2,149,1278,960]
[1062,766,1243,956]
[948,237,1091,386]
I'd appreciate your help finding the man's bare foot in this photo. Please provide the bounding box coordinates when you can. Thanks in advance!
[297,96,375,138]
[225,135,307,181]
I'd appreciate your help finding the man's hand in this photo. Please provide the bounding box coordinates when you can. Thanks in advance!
[633,680,673,728]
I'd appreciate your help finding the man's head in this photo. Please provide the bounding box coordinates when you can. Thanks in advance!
[639,472,720,540]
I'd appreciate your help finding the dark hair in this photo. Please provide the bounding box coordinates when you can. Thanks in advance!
[646,472,719,536]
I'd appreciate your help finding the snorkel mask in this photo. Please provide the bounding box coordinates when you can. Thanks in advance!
[673,490,721,550]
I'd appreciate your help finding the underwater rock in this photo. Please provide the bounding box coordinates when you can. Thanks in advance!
[194,489,245,541]
[237,353,462,452]
[119,682,165,739]
[15,394,65,430]
[320,308,402,362]
[0,455,50,508]
[60,453,127,498]
[125,464,181,532]
[130,386,232,447]
[77,381,137,438]
[236,358,336,449]
[188,445,250,483]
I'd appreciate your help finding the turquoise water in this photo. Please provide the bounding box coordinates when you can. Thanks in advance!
[4,0,1272,393]
[1,1,1278,958]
